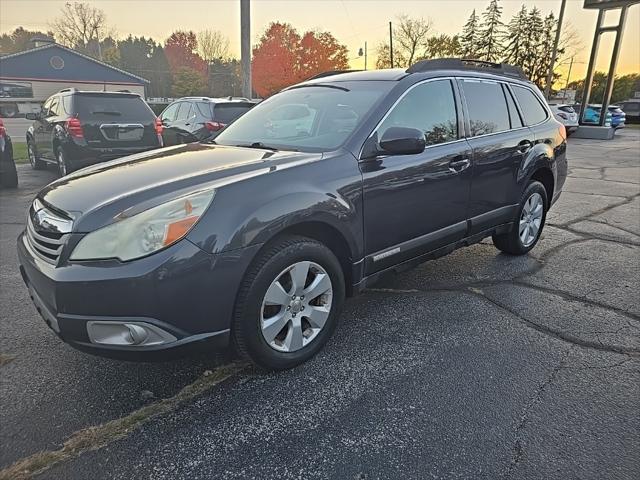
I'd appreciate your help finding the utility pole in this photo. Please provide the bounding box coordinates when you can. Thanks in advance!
[240,0,251,99]
[389,22,394,68]
[544,0,567,99]
[563,56,574,101]
[364,41,368,70]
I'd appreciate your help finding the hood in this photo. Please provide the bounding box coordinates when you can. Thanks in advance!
[38,143,321,232]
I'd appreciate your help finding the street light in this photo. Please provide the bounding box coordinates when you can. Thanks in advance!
[358,42,368,70]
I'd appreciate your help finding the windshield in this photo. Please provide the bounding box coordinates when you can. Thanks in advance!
[215,82,393,152]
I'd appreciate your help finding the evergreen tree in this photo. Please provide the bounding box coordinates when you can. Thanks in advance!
[520,7,544,83]
[150,45,173,97]
[503,6,528,65]
[478,0,504,62]
[536,13,561,90]
[460,9,480,59]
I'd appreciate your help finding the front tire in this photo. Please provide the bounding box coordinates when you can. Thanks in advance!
[493,181,548,255]
[233,235,345,370]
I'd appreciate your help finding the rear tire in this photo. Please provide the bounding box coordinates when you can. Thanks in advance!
[233,235,345,370]
[56,147,72,177]
[27,139,45,170]
[493,181,548,255]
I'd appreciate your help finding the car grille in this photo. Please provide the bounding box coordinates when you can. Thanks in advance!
[26,201,72,265]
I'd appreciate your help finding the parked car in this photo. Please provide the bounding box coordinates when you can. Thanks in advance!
[619,99,640,124]
[579,104,613,127]
[159,97,258,146]
[26,89,163,176]
[548,103,578,135]
[18,59,567,370]
[0,118,18,188]
[607,105,626,129]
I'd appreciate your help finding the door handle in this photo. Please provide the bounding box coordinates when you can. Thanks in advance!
[448,158,471,173]
[518,140,533,153]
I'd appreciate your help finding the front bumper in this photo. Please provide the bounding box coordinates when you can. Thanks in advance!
[18,232,261,361]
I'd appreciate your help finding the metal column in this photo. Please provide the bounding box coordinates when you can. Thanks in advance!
[240,0,251,99]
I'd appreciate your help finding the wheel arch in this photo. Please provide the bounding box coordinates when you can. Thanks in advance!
[270,221,355,296]
[52,136,62,154]
[530,167,554,207]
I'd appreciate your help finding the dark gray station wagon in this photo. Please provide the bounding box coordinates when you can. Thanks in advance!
[18,59,567,369]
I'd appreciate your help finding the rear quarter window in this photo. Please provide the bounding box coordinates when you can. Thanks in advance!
[512,86,549,126]
[62,96,73,114]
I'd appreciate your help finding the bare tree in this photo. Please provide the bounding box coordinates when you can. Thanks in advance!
[556,22,582,67]
[51,2,111,59]
[197,29,230,63]
[376,14,432,68]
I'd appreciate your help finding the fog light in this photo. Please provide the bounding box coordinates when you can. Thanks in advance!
[87,321,177,347]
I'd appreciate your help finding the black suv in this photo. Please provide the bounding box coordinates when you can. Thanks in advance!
[0,118,18,188]
[159,97,258,146]
[26,89,162,176]
[18,59,567,370]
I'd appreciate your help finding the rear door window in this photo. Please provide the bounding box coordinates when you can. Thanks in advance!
[213,103,255,124]
[48,97,60,117]
[377,79,458,146]
[175,102,193,121]
[512,86,548,125]
[461,79,510,136]
[75,95,155,122]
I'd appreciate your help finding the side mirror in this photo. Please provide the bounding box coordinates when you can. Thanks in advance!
[25,112,39,121]
[379,127,426,156]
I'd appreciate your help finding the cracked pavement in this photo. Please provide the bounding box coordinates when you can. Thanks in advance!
[1,129,639,479]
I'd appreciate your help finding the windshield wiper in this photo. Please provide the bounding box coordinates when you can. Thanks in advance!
[234,142,280,151]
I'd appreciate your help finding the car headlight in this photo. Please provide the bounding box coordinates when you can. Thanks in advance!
[70,189,215,261]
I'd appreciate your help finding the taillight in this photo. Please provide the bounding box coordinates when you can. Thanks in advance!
[559,123,567,140]
[65,117,84,139]
[557,112,568,120]
[205,121,225,132]
[0,118,5,138]
[155,118,163,135]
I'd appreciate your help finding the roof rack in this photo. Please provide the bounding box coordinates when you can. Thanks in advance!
[406,58,527,80]
[57,87,77,94]
[307,69,362,81]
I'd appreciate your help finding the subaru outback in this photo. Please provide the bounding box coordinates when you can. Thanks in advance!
[18,59,567,370]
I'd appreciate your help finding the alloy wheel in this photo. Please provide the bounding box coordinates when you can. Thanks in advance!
[519,192,543,247]
[28,143,36,168]
[57,150,67,176]
[260,261,333,353]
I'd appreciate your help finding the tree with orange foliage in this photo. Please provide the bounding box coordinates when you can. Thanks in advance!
[252,22,349,98]
[165,30,207,76]
[299,31,349,79]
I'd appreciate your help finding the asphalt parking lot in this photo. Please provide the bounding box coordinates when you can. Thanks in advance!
[1,129,638,480]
